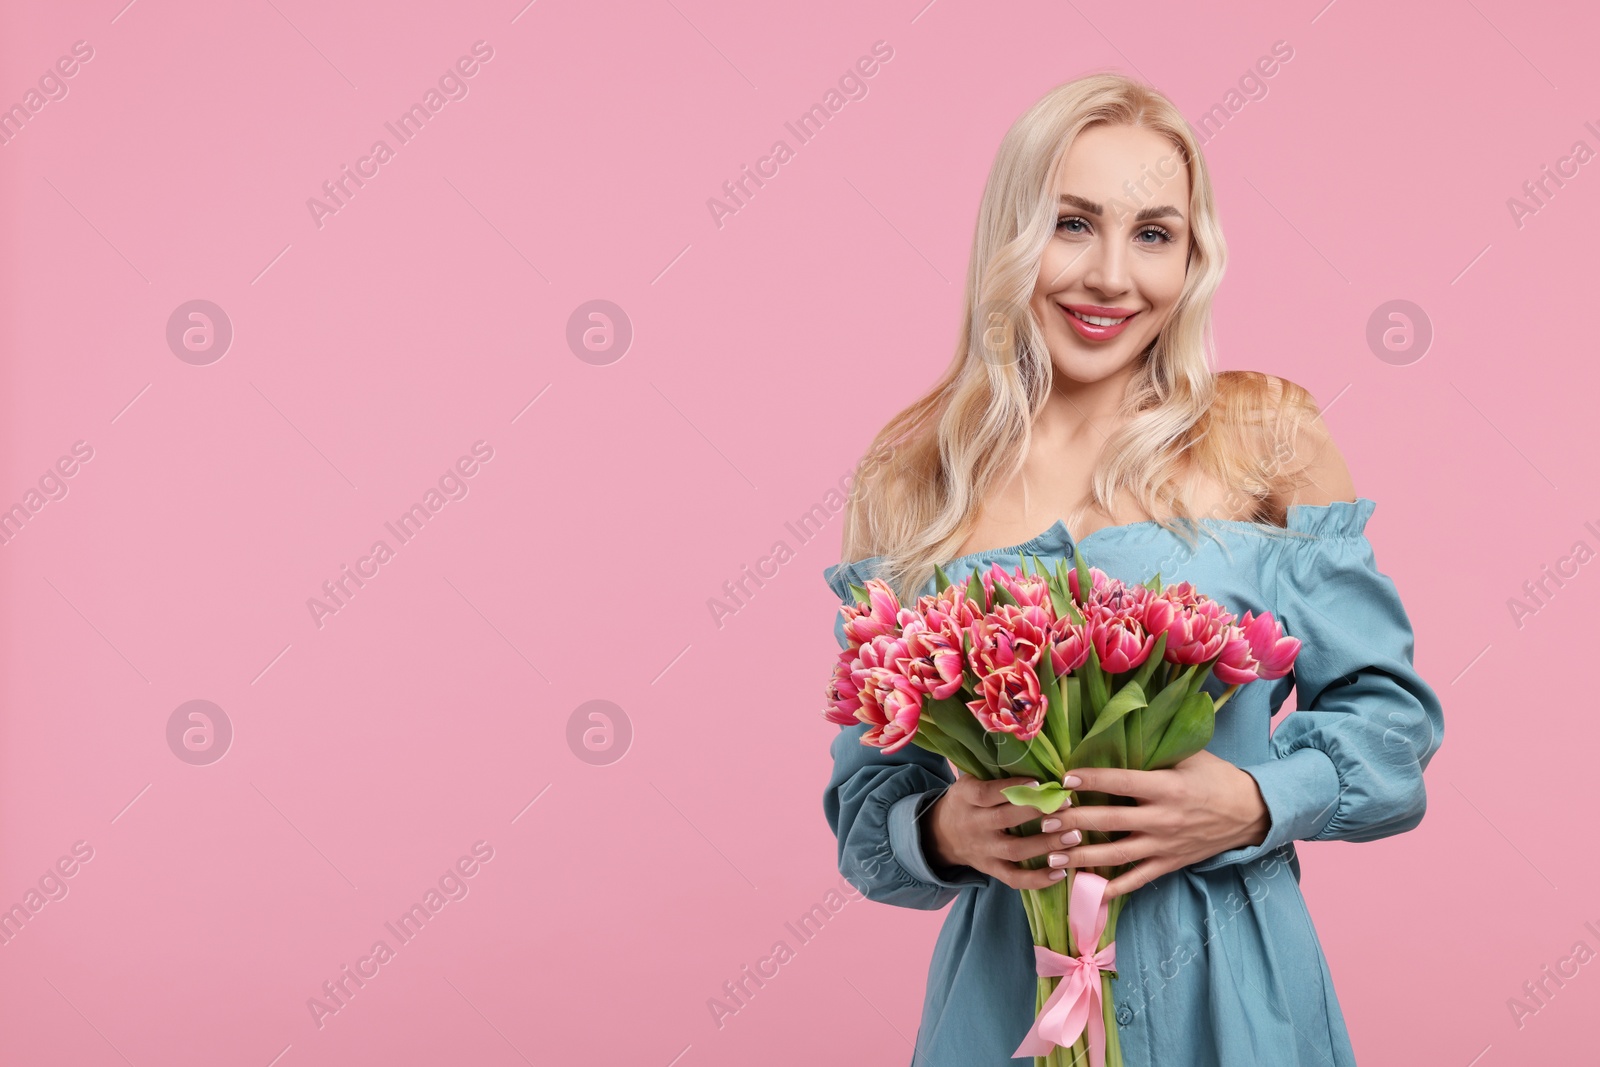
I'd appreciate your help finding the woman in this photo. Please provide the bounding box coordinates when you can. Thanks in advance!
[821,72,1444,1066]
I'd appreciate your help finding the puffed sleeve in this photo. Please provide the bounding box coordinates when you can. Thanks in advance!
[1189,498,1445,872]
[820,560,990,909]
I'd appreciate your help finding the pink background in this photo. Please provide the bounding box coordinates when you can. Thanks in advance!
[0,0,1594,1063]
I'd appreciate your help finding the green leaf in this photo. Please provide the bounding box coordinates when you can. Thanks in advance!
[848,581,871,605]
[986,730,1061,781]
[1043,673,1071,757]
[1029,735,1065,780]
[1082,645,1109,719]
[1073,545,1093,606]
[1143,572,1163,592]
[1053,559,1085,624]
[933,563,952,592]
[1000,781,1073,814]
[1048,583,1073,621]
[924,696,1000,778]
[1064,675,1084,754]
[1130,632,1169,691]
[966,571,985,607]
[1144,691,1216,769]
[908,720,958,766]
[1068,680,1147,769]
[1137,666,1197,759]
[1068,715,1124,770]
[1096,679,1149,727]
[1035,650,1058,697]
[1127,705,1146,771]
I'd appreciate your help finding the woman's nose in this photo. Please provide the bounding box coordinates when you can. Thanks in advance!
[1082,239,1131,295]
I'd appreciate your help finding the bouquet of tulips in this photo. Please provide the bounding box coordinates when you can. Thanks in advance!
[823,548,1298,1067]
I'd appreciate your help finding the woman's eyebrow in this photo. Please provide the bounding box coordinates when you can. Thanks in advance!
[1059,193,1185,223]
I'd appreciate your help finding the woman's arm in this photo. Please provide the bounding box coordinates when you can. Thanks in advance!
[820,575,991,910]
[823,723,990,909]
[1187,409,1444,871]
[1044,407,1444,893]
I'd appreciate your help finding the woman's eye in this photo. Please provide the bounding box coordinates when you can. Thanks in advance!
[1056,217,1173,244]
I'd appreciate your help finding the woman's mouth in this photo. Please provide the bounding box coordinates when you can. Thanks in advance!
[1060,304,1138,341]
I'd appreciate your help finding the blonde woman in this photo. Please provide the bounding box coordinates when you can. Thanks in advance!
[822,72,1443,1066]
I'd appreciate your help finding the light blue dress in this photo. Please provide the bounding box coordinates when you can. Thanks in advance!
[821,498,1444,1065]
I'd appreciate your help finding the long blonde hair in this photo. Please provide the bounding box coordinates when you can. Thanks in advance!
[837,71,1323,601]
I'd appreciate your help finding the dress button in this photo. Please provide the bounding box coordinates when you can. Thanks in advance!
[1116,1004,1134,1026]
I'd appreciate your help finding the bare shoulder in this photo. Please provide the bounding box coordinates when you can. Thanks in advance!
[1249,373,1358,510]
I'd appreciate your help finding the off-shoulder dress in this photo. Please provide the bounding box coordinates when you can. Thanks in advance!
[821,498,1444,1066]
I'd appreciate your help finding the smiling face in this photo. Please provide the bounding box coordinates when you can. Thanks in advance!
[1030,123,1192,386]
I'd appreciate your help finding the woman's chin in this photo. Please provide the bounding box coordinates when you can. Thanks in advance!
[1047,345,1144,384]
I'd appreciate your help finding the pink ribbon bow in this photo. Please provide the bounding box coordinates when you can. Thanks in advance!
[1012,870,1117,1065]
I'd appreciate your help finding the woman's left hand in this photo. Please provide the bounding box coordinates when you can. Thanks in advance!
[1045,750,1271,900]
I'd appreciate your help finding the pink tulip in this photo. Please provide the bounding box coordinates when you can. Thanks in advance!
[1089,614,1155,674]
[1089,578,1150,617]
[1142,596,1177,638]
[840,636,909,714]
[968,605,1050,678]
[855,668,924,752]
[1159,600,1235,666]
[1066,564,1114,604]
[1212,628,1261,685]
[915,583,982,631]
[1214,610,1299,684]
[899,618,966,699]
[823,649,863,724]
[1049,617,1091,675]
[993,563,1055,614]
[1162,615,1230,666]
[1239,610,1299,680]
[1159,580,1203,609]
[966,662,1047,741]
[840,578,902,650]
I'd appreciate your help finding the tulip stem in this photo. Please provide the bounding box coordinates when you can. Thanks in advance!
[1212,683,1241,711]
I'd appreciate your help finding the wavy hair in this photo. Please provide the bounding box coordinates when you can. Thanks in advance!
[837,71,1324,602]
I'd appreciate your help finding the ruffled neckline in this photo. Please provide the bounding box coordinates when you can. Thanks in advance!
[823,497,1376,600]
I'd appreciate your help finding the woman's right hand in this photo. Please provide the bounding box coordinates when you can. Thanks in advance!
[921,770,1072,890]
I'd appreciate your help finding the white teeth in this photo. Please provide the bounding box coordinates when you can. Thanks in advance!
[1066,309,1128,327]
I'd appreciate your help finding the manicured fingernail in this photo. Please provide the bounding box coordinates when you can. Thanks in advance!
[1041,818,1062,832]
[1059,829,1082,846]
[1048,868,1066,880]
[1048,852,1070,868]
[1063,774,1082,788]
